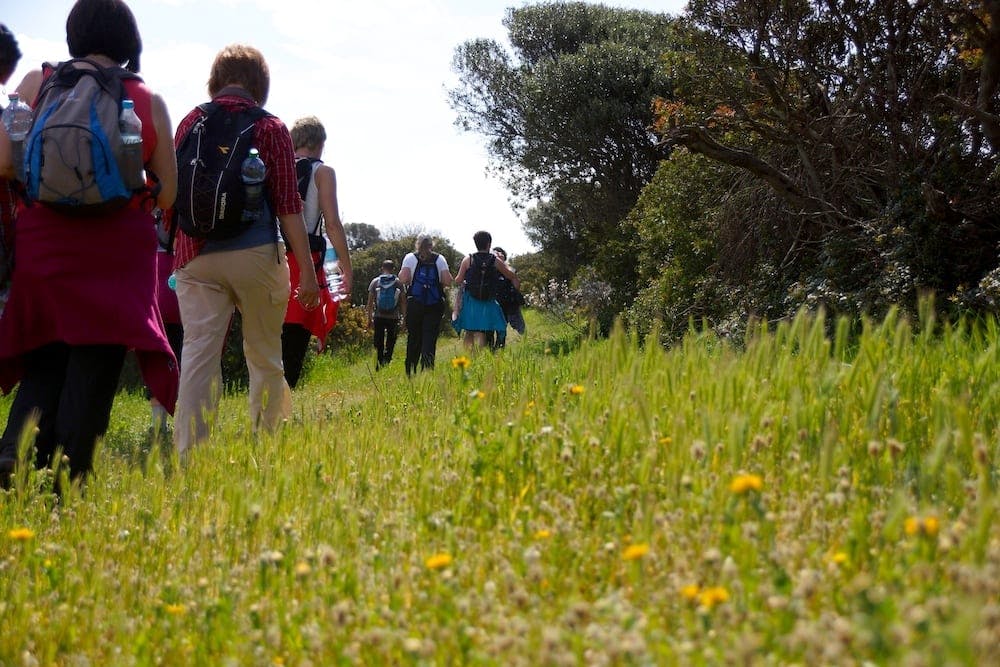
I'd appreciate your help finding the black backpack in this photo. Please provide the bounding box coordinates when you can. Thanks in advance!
[409,253,442,305]
[465,252,497,301]
[174,103,270,240]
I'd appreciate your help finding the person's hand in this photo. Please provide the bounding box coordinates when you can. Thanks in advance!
[296,273,321,310]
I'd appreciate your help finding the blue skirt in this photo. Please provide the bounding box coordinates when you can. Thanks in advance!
[454,293,508,333]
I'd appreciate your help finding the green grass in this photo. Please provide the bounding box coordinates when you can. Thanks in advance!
[2,307,999,665]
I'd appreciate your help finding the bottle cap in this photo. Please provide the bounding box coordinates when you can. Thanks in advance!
[123,99,135,109]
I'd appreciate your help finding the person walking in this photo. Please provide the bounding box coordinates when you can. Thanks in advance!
[452,231,519,351]
[486,246,526,349]
[398,235,452,375]
[0,0,178,485]
[366,259,405,369]
[281,115,352,388]
[171,44,319,455]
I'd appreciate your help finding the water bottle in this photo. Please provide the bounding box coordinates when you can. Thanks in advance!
[241,148,266,220]
[167,273,177,291]
[119,99,145,190]
[3,93,32,182]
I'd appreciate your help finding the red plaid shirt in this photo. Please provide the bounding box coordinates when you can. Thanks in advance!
[172,91,302,270]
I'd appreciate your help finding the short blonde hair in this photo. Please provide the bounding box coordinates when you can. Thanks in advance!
[291,116,327,150]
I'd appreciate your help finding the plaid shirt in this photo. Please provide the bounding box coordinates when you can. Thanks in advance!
[172,92,303,270]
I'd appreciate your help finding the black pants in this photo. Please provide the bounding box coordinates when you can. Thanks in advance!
[405,298,444,375]
[0,342,127,480]
[281,322,312,389]
[372,317,399,368]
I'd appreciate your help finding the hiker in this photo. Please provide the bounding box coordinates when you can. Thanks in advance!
[171,44,320,455]
[398,235,453,375]
[452,231,519,351]
[366,259,406,368]
[0,23,22,318]
[0,0,179,484]
[281,115,352,388]
[486,246,526,350]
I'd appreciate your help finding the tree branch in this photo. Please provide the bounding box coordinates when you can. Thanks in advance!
[662,124,849,222]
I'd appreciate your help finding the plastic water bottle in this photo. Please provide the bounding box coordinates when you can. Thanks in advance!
[167,273,177,291]
[119,99,144,190]
[241,148,266,220]
[3,93,32,182]
[323,246,345,300]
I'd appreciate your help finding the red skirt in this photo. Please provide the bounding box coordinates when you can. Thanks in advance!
[284,250,338,351]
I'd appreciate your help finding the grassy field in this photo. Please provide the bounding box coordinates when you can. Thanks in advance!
[1,306,999,665]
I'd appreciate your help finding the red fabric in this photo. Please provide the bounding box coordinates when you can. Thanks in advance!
[155,251,181,325]
[172,93,302,271]
[285,250,337,350]
[0,206,179,411]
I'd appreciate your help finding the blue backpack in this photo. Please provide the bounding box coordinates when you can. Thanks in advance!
[409,253,442,305]
[376,274,400,313]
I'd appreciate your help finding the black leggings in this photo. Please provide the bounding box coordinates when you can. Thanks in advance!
[281,323,313,389]
[0,342,127,479]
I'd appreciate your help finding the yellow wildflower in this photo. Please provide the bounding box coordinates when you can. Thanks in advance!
[830,551,848,565]
[294,561,312,577]
[729,474,763,494]
[533,529,552,540]
[681,584,701,601]
[164,603,187,616]
[425,553,453,570]
[658,436,672,446]
[622,543,650,561]
[905,515,941,538]
[470,389,485,400]
[8,527,35,541]
[451,356,470,370]
[569,384,585,396]
[698,586,729,610]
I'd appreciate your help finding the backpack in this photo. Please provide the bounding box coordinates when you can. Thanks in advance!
[465,252,497,301]
[376,274,400,314]
[174,102,270,240]
[291,156,326,253]
[23,59,146,215]
[409,253,442,305]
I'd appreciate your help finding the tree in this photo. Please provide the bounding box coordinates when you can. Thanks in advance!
[343,222,382,251]
[450,2,677,310]
[654,0,1000,323]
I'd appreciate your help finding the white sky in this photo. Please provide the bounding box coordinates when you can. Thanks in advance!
[3,0,687,257]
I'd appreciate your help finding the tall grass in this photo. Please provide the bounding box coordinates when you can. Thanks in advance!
[2,307,999,665]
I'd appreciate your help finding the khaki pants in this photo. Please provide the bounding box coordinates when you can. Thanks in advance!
[173,244,292,454]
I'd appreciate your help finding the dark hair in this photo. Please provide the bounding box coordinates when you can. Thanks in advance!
[473,230,492,252]
[208,44,270,105]
[66,0,143,73]
[0,24,22,84]
[492,246,507,260]
[382,259,395,270]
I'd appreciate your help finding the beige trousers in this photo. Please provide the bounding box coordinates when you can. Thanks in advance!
[173,244,292,454]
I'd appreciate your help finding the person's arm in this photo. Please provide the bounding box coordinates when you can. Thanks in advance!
[452,256,470,318]
[148,93,177,210]
[398,255,414,286]
[14,69,42,107]
[439,255,455,289]
[280,212,320,309]
[496,258,520,290]
[316,164,352,295]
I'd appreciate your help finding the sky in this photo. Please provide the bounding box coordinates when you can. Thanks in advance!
[3,0,687,258]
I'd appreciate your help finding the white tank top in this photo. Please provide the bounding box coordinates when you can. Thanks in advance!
[302,160,323,235]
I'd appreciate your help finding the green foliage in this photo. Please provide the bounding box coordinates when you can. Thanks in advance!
[343,222,382,251]
[450,1,678,312]
[655,0,1000,329]
[3,308,1000,664]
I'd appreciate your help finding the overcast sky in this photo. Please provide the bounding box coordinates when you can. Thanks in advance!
[3,0,687,257]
